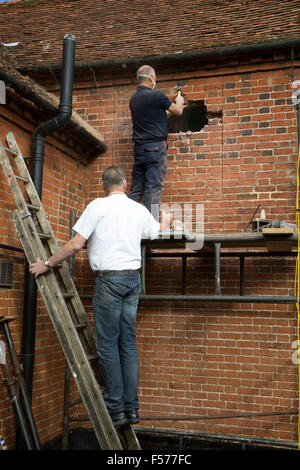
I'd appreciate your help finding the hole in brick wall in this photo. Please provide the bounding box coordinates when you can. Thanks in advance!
[168,100,208,133]
[207,110,222,120]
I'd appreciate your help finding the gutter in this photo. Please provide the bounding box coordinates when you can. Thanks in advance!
[18,38,300,73]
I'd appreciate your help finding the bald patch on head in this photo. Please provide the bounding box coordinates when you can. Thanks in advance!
[136,65,156,84]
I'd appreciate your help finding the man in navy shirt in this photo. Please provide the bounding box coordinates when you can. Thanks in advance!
[128,65,184,220]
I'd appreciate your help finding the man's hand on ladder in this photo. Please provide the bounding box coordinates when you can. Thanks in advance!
[29,258,50,278]
[29,234,86,278]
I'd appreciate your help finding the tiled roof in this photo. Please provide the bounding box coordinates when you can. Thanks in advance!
[0,0,299,69]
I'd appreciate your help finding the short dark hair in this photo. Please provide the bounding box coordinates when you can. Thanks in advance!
[102,166,125,190]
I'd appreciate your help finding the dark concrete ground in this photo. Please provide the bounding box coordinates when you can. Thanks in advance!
[41,427,296,451]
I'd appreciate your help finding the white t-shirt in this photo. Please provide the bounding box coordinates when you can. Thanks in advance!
[72,194,160,271]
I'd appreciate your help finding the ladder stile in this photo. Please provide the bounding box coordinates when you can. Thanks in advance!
[6,132,42,211]
[1,132,141,450]
[0,143,31,219]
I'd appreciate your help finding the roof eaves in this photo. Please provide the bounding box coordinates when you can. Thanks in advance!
[0,51,106,157]
[17,38,300,73]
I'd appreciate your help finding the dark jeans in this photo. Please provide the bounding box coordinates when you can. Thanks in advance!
[128,140,167,220]
[92,273,141,414]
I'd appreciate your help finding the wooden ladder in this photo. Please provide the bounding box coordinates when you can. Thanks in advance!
[0,132,141,450]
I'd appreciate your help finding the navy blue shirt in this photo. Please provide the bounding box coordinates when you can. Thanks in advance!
[130,86,172,144]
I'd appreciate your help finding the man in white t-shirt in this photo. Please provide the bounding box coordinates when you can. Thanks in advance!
[29,166,165,428]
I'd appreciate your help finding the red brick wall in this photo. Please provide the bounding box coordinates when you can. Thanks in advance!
[1,52,299,449]
[69,55,299,444]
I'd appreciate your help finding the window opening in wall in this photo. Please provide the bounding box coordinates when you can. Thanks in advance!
[0,260,13,287]
[168,99,208,133]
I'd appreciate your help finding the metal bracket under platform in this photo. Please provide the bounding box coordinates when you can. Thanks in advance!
[140,230,298,304]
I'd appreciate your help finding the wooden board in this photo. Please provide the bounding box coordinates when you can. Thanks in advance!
[262,227,294,251]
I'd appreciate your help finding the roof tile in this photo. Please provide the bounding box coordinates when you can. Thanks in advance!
[0,0,299,68]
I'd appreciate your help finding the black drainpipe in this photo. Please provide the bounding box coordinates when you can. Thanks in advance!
[21,34,75,400]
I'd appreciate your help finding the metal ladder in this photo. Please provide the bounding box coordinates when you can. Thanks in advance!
[0,132,141,450]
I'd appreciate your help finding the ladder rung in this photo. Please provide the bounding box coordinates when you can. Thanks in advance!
[62,292,75,299]
[3,146,18,156]
[69,417,90,422]
[68,387,104,406]
[37,232,51,239]
[73,323,87,330]
[87,354,99,361]
[27,203,40,211]
[15,174,29,183]
[3,145,30,160]
[69,397,83,408]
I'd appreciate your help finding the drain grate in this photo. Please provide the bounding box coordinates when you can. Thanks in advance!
[0,260,13,287]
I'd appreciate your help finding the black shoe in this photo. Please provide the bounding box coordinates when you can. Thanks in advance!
[109,411,128,427]
[125,409,140,424]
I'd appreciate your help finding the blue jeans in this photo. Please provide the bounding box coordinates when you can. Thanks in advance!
[92,273,141,414]
[128,141,167,220]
